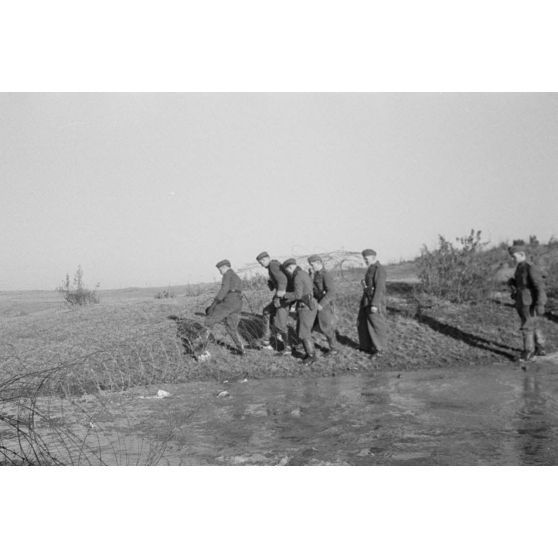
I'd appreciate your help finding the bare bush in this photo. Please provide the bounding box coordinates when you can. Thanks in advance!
[57,265,99,306]
[155,289,175,299]
[416,230,496,303]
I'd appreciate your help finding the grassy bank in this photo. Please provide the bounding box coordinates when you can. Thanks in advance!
[2,263,557,396]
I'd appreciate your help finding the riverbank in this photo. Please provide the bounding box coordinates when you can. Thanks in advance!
[2,274,557,390]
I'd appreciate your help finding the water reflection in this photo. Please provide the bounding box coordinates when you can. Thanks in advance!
[102,361,558,465]
[516,372,553,465]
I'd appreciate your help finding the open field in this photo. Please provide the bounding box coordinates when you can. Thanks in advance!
[2,260,558,464]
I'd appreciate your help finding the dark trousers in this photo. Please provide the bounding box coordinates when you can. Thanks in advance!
[297,304,318,340]
[262,301,290,344]
[357,303,387,353]
[516,304,545,351]
[297,303,318,357]
[314,302,338,349]
[205,294,244,351]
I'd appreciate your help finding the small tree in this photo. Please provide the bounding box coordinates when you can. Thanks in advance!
[57,265,99,306]
[417,230,495,303]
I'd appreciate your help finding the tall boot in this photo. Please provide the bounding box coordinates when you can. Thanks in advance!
[534,327,546,356]
[520,331,536,361]
[227,326,246,356]
[278,329,292,355]
[325,332,339,354]
[302,338,317,366]
[260,309,272,347]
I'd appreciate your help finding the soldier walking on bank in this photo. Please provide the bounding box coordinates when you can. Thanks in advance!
[357,248,387,358]
[204,259,246,356]
[256,251,292,355]
[507,244,547,361]
[282,258,319,365]
[307,254,339,355]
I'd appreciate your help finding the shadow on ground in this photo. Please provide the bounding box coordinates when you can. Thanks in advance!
[415,311,518,360]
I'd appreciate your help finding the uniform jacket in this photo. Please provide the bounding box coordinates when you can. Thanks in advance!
[267,259,288,293]
[214,269,242,303]
[284,267,315,307]
[362,262,387,308]
[312,269,336,306]
[510,261,547,308]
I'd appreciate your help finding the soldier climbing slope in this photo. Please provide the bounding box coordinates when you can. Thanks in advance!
[282,258,319,365]
[307,254,339,356]
[204,259,246,356]
[256,251,292,355]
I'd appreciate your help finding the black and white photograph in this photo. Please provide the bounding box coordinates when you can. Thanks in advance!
[2,2,557,557]
[2,91,557,466]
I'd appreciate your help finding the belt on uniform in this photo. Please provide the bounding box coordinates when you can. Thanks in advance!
[228,290,241,294]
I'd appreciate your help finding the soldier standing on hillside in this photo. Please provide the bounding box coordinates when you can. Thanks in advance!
[507,244,547,361]
[283,258,319,365]
[256,251,292,355]
[307,254,339,355]
[204,259,246,356]
[357,248,388,358]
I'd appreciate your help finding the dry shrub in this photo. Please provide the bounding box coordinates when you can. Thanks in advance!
[416,230,497,304]
[155,289,175,299]
[57,265,99,306]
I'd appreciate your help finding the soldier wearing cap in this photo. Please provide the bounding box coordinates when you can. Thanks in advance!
[256,251,292,355]
[507,244,547,361]
[204,259,246,355]
[357,248,388,358]
[307,254,339,355]
[282,258,319,365]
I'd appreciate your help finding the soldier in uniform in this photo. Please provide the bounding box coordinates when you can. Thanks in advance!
[307,254,339,355]
[256,251,292,355]
[282,258,319,365]
[507,244,547,361]
[204,259,246,356]
[357,248,387,358]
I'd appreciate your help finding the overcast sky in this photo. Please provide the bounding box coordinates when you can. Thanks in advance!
[1,93,557,290]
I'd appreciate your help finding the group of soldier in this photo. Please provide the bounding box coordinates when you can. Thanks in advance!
[201,243,549,365]
[202,249,387,365]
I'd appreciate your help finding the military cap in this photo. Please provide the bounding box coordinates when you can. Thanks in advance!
[307,254,322,263]
[362,249,377,257]
[256,251,269,261]
[215,259,231,268]
[282,258,297,267]
[508,245,526,255]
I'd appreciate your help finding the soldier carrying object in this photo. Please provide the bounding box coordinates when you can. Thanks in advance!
[282,258,319,366]
[256,251,292,355]
[357,248,388,358]
[204,259,246,356]
[507,244,547,361]
[307,254,339,356]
